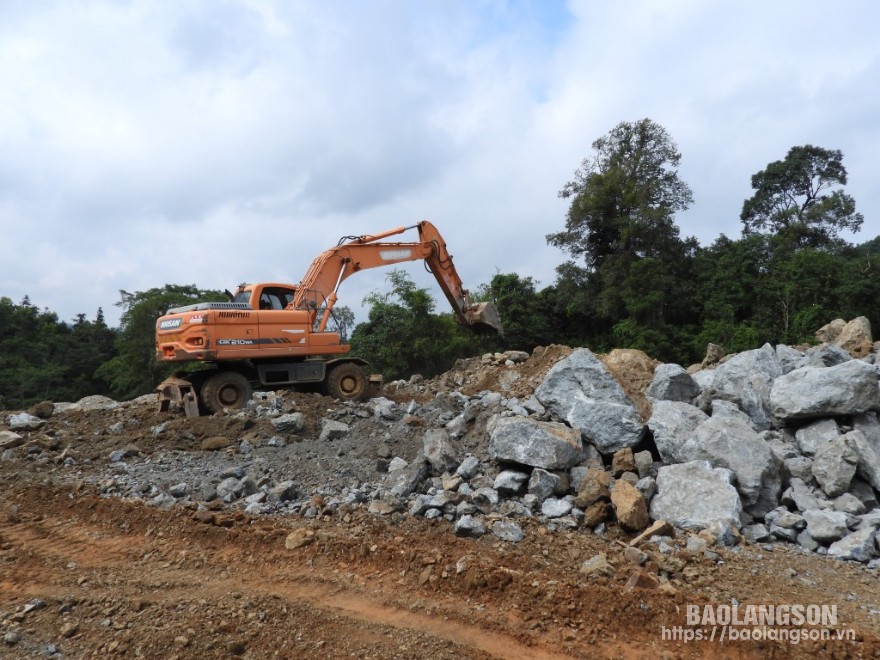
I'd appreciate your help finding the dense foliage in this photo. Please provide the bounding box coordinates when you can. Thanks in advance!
[2,119,876,407]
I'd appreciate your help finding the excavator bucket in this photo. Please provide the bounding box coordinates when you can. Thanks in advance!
[465,302,503,335]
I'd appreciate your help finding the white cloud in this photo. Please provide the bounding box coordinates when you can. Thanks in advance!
[0,0,878,326]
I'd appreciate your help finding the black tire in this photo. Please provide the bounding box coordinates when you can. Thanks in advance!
[324,363,368,401]
[200,371,253,413]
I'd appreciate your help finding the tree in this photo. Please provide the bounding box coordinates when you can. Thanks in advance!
[548,118,694,270]
[486,273,551,351]
[741,145,863,249]
[349,270,484,381]
[546,119,697,356]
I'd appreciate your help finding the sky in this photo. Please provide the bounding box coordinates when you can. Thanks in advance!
[1,0,879,328]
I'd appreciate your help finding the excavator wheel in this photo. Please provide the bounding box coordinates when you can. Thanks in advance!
[325,363,368,401]
[201,371,253,414]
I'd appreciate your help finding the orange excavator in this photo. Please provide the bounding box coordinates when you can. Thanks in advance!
[155,221,502,415]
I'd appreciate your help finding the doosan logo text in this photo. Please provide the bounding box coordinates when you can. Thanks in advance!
[159,319,182,330]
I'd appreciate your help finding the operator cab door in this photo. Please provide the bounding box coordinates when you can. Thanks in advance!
[257,286,311,353]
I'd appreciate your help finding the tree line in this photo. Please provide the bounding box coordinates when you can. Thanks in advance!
[2,118,876,409]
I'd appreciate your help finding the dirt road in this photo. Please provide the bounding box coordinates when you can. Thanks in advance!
[2,477,878,659]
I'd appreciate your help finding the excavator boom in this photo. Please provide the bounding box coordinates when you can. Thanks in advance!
[292,221,503,334]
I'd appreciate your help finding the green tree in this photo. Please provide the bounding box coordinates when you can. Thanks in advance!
[485,272,551,352]
[546,119,697,358]
[741,145,863,249]
[548,118,694,271]
[349,270,483,381]
[96,285,227,400]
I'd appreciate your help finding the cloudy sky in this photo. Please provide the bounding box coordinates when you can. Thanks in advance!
[1,0,878,327]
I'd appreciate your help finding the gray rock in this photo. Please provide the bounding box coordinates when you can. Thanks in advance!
[850,415,880,490]
[811,433,859,497]
[0,431,25,450]
[832,493,866,516]
[857,510,880,530]
[75,394,119,411]
[492,520,524,543]
[802,509,850,543]
[527,468,560,503]
[423,429,459,474]
[795,419,839,456]
[650,461,742,530]
[454,514,486,538]
[647,400,708,464]
[634,450,654,479]
[535,348,645,453]
[781,478,822,512]
[471,487,500,513]
[387,452,428,497]
[646,363,700,402]
[8,412,45,431]
[271,412,305,434]
[679,407,780,514]
[742,523,771,543]
[487,415,582,470]
[783,457,814,483]
[797,529,820,552]
[268,480,297,502]
[770,360,880,421]
[698,344,781,429]
[493,470,529,495]
[776,344,806,374]
[765,506,807,532]
[828,527,878,562]
[216,477,244,501]
[803,343,852,367]
[455,455,480,480]
[541,497,573,518]
[635,476,656,501]
[849,478,880,511]
[169,482,191,498]
[319,419,350,442]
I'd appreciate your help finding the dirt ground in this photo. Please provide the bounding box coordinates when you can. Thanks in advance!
[2,347,880,658]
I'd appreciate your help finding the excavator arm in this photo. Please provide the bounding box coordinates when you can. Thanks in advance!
[291,221,502,334]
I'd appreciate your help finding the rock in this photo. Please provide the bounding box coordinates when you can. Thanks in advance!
[679,406,780,515]
[795,419,839,456]
[610,480,649,532]
[742,523,771,543]
[318,420,350,442]
[75,395,119,411]
[646,363,700,402]
[454,514,487,538]
[582,501,610,527]
[455,455,480,480]
[770,360,880,421]
[776,345,806,374]
[574,467,612,509]
[834,316,873,358]
[368,500,396,515]
[697,344,781,429]
[268,481,297,502]
[811,433,859,497]
[635,477,656,501]
[580,553,615,577]
[527,468,560,503]
[816,319,846,344]
[423,429,459,474]
[386,453,428,497]
[169,483,191,498]
[492,520,524,543]
[647,400,708,464]
[803,343,852,368]
[285,529,315,549]
[471,487,500,513]
[781,478,822,512]
[8,413,45,431]
[202,436,233,451]
[650,461,742,530]
[27,401,55,418]
[0,431,25,450]
[493,470,529,495]
[611,448,635,477]
[802,509,850,543]
[535,348,645,453]
[850,415,880,490]
[633,451,654,479]
[216,477,245,501]
[828,527,878,562]
[541,497,573,518]
[271,413,305,434]
[487,415,582,470]
[109,446,140,463]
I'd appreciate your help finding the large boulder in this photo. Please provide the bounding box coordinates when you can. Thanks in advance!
[770,360,880,421]
[535,348,644,454]
[794,418,839,457]
[811,433,859,497]
[646,363,700,402]
[679,404,781,515]
[647,400,708,464]
[835,316,873,358]
[423,429,459,474]
[650,461,742,530]
[487,415,582,470]
[850,414,880,491]
[697,344,781,430]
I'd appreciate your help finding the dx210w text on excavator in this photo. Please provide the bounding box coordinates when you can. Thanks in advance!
[154,221,502,416]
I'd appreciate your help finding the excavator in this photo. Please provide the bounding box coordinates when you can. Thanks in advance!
[155,221,502,416]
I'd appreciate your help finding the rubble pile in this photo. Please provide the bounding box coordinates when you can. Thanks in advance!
[3,317,880,570]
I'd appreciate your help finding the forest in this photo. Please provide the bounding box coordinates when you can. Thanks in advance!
[2,118,878,410]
